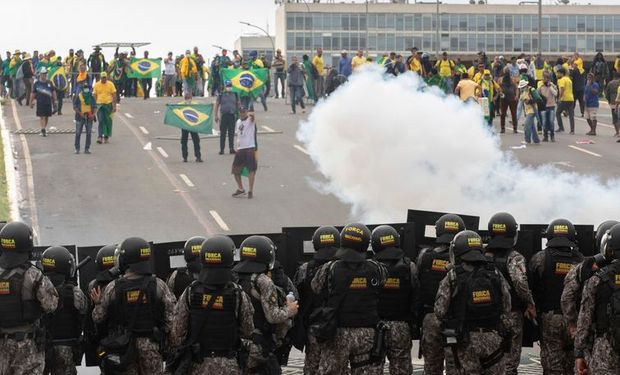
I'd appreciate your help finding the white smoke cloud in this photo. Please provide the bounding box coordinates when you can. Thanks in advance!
[297,67,620,227]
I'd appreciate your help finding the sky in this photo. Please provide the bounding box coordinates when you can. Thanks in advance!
[2,0,615,61]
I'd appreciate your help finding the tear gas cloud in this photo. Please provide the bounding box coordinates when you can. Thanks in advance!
[297,67,620,227]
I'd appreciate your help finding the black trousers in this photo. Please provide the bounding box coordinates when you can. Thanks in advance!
[220,113,236,152]
[141,78,152,98]
[181,130,201,159]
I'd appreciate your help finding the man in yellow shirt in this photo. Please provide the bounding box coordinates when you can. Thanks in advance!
[406,47,423,75]
[435,52,455,91]
[351,50,366,71]
[180,50,197,96]
[614,55,620,75]
[454,73,480,102]
[312,48,325,99]
[555,68,575,134]
[93,72,117,144]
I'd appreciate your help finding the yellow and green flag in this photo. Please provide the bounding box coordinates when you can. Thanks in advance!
[127,58,162,79]
[164,103,214,134]
[221,68,268,98]
[48,66,69,91]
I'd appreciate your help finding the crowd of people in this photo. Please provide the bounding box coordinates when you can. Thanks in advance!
[1,212,620,374]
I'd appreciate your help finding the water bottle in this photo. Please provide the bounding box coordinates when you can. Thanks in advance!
[286,291,296,303]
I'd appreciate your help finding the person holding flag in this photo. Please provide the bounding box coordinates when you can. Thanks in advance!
[93,72,116,144]
[178,91,203,163]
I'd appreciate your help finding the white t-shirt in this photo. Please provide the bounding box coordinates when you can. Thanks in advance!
[235,117,256,150]
[164,58,176,75]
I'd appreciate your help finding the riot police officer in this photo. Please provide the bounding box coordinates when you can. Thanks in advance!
[483,212,536,375]
[434,230,511,374]
[311,223,387,375]
[529,219,584,375]
[91,237,176,375]
[0,221,58,374]
[269,258,299,367]
[167,236,206,299]
[416,213,465,375]
[574,223,620,375]
[41,246,88,375]
[232,235,299,374]
[561,219,618,344]
[170,235,255,374]
[371,225,418,375]
[294,226,340,375]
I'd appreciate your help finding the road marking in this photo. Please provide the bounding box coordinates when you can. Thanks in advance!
[262,125,275,132]
[9,100,40,241]
[293,144,309,155]
[157,147,169,158]
[117,113,217,234]
[0,103,19,221]
[124,113,133,119]
[209,210,230,231]
[139,126,149,135]
[179,174,195,187]
[568,145,602,158]
[575,116,614,129]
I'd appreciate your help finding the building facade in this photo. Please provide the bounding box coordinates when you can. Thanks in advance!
[275,2,620,66]
[234,35,276,64]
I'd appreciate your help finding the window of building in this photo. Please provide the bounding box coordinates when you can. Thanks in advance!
[287,15,295,30]
[296,15,305,30]
[451,37,458,50]
[323,36,332,50]
[378,13,387,29]
[550,16,558,32]
[378,33,387,51]
[595,35,604,51]
[414,36,422,50]
[604,35,612,51]
[568,16,576,32]
[313,14,323,30]
[341,33,350,50]
[287,33,294,50]
[586,16,594,32]
[568,35,576,51]
[541,16,550,32]
[559,34,567,52]
[559,16,567,32]
[423,34,432,50]
[305,15,313,30]
[360,16,367,31]
[541,35,549,52]
[487,16,495,32]
[586,35,594,51]
[305,36,312,50]
[441,15,449,32]
[477,15,485,32]
[576,35,586,51]
[405,15,413,31]
[313,35,322,50]
[615,16,620,33]
[496,15,504,31]
[387,34,395,51]
[514,34,522,52]
[423,15,432,31]
[396,36,405,51]
[450,15,458,32]
[342,15,350,31]
[351,34,359,51]
[604,16,612,33]
[459,15,467,32]
[614,35,620,51]
[351,15,359,31]
[577,16,585,32]
[486,34,494,52]
[368,34,377,50]
[468,34,476,52]
[368,14,377,29]
[296,35,304,50]
[514,15,522,32]
[405,36,413,49]
[505,15,513,31]
[550,35,558,52]
[414,14,422,31]
[595,16,603,33]
[387,14,395,29]
[505,35,512,51]
[523,35,531,52]
[332,34,340,50]
[532,37,538,52]
[459,37,467,52]
[524,16,532,32]
[468,15,477,32]
[396,14,405,31]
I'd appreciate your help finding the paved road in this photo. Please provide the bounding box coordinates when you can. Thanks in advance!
[2,95,617,374]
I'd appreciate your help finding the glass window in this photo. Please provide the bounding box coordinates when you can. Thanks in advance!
[550,35,558,52]
[414,14,422,31]
[387,34,395,51]
[514,15,522,32]
[396,36,405,52]
[542,16,550,32]
[532,37,538,52]
[423,34,432,50]
[577,35,586,51]
[496,15,504,31]
[568,35,576,51]
[604,16,612,33]
[342,15,350,31]
[305,36,311,50]
[440,34,449,51]
[595,16,604,33]
[396,15,405,31]
[541,35,549,52]
[378,33,387,51]
[559,35,567,51]
[305,16,313,30]
[605,35,612,51]
[287,33,294,50]
[387,14,395,29]
[595,35,604,51]
[450,15,458,32]
[414,36,422,50]
[359,36,366,51]
[550,16,558,32]
[477,15,485,32]
[360,16,367,31]
[514,34,522,52]
[523,15,531,32]
[378,13,386,29]
[368,34,377,50]
[559,16,567,32]
[296,15,304,30]
[405,15,413,31]
[405,36,414,50]
[423,15,432,31]
[459,15,467,32]
[586,16,594,32]
[505,15,513,30]
[486,34,494,52]
[431,14,437,32]
[350,35,359,51]
[451,37,458,50]
[487,15,495,32]
[287,15,295,30]
[341,33,349,50]
[505,35,512,51]
[332,14,341,30]
[468,35,476,52]
[323,14,332,30]
[468,15,477,32]
[368,14,377,29]
[614,35,620,52]
[313,35,322,49]
[296,35,304,50]
[441,15,449,32]
[313,14,323,29]
[323,36,332,50]
[615,16,620,33]
[523,35,531,52]
[332,34,340,50]
[568,16,576,32]
[477,33,485,51]
[577,15,586,32]
[351,15,359,31]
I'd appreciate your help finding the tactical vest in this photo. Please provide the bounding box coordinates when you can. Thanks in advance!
[188,282,240,354]
[298,259,328,323]
[330,260,380,328]
[594,262,620,352]
[376,257,412,322]
[112,276,162,337]
[238,273,274,335]
[50,283,81,341]
[538,248,583,313]
[172,268,195,300]
[0,264,43,328]
[578,257,597,286]
[418,248,451,312]
[487,248,525,311]
[449,264,503,332]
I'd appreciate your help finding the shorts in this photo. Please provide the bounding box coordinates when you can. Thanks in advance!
[585,107,598,121]
[232,148,257,174]
[36,104,52,118]
[164,74,176,89]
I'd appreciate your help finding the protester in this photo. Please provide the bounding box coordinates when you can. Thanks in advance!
[192,47,205,97]
[73,81,96,154]
[18,53,34,106]
[584,73,600,136]
[163,52,176,97]
[519,80,540,144]
[479,70,500,126]
[556,68,575,134]
[351,50,366,71]
[288,56,306,115]
[180,50,197,96]
[434,52,455,91]
[0,51,10,98]
[312,48,325,99]
[590,52,609,89]
[302,54,316,102]
[179,91,202,163]
[9,50,22,99]
[52,58,68,115]
[538,71,558,142]
[338,50,352,77]
[214,80,239,155]
[272,49,286,99]
[454,73,480,102]
[232,107,257,199]
[406,47,423,75]
[87,46,106,82]
[606,72,620,137]
[29,67,56,137]
[500,67,518,133]
[141,51,152,99]
[570,62,586,118]
[93,72,116,144]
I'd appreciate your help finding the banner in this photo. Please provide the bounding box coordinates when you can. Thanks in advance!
[163,103,214,134]
[127,58,162,79]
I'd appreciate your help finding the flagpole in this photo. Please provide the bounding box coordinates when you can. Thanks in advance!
[239,21,276,63]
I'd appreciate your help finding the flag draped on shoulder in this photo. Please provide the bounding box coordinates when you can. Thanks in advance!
[164,103,214,134]
[127,58,162,79]
[48,66,69,91]
[221,68,268,98]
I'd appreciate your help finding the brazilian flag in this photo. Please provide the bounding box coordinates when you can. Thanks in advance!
[48,66,69,91]
[127,58,162,79]
[164,103,213,134]
[221,68,268,98]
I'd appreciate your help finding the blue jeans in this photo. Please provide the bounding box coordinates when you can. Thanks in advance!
[543,107,556,140]
[290,85,305,113]
[524,113,540,143]
[75,116,93,151]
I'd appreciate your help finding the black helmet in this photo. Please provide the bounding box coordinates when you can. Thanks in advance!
[337,223,371,262]
[595,220,618,253]
[371,225,401,252]
[184,236,206,273]
[545,219,577,248]
[450,230,485,264]
[118,237,152,275]
[312,226,340,261]
[41,246,75,277]
[487,212,518,249]
[96,245,117,272]
[602,223,620,261]
[0,221,34,268]
[232,236,275,274]
[198,235,235,285]
[435,214,466,244]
